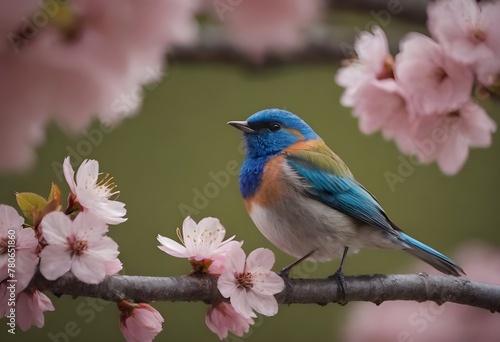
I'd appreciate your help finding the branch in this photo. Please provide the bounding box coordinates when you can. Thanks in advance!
[170,0,428,66]
[31,272,500,313]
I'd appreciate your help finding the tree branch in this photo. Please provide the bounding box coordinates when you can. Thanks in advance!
[169,0,428,66]
[31,272,500,313]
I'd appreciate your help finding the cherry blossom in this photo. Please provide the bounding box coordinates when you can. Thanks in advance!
[217,0,322,60]
[119,301,164,342]
[39,211,120,284]
[427,0,500,86]
[217,247,284,318]
[395,33,474,116]
[16,289,55,331]
[410,101,496,175]
[335,25,394,107]
[157,216,241,275]
[0,205,39,293]
[206,302,254,340]
[63,157,127,225]
[0,0,198,172]
[353,79,415,154]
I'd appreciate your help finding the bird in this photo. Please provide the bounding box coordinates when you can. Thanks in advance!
[228,108,464,290]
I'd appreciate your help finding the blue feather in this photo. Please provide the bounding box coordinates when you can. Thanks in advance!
[287,157,397,236]
[399,232,463,273]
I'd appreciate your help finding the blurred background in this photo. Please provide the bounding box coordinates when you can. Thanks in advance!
[1,3,500,342]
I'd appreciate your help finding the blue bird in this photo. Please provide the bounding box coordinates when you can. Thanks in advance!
[228,108,464,286]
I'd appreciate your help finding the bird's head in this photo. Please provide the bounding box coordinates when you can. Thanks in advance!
[228,108,320,158]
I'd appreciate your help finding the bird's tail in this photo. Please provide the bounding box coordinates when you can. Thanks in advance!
[399,232,464,276]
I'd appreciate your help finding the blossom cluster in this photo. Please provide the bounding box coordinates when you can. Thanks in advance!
[1,156,285,341]
[0,0,323,172]
[158,216,285,340]
[335,0,499,175]
[0,157,129,335]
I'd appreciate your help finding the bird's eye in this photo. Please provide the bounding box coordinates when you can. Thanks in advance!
[268,122,281,132]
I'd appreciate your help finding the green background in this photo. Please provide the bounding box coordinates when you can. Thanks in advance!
[1,16,500,342]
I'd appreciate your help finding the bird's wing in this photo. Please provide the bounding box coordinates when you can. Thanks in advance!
[284,142,398,236]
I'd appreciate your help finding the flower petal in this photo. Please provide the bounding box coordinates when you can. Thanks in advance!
[246,248,275,271]
[230,288,255,319]
[246,290,279,317]
[63,157,77,193]
[217,271,238,298]
[71,254,107,284]
[157,234,189,258]
[40,212,72,245]
[39,245,71,280]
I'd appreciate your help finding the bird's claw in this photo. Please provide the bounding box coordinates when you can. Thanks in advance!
[328,269,348,305]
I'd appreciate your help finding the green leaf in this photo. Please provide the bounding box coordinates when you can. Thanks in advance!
[15,192,48,224]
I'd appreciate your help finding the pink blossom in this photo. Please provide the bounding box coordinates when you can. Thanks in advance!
[0,0,197,172]
[335,25,394,107]
[157,216,241,275]
[353,79,415,154]
[105,258,123,276]
[119,301,164,342]
[216,0,322,60]
[64,157,127,225]
[217,247,284,318]
[395,33,474,116]
[342,241,500,342]
[0,205,39,293]
[206,302,254,340]
[39,211,120,284]
[410,100,496,175]
[427,0,500,85]
[16,289,55,331]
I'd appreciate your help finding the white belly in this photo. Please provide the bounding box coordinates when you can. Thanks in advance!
[248,197,399,262]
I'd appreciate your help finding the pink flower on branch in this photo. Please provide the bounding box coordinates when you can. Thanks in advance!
[157,216,241,275]
[411,101,496,175]
[335,25,394,107]
[16,289,55,332]
[217,247,284,318]
[63,157,127,225]
[206,302,254,340]
[427,0,500,85]
[353,79,415,154]
[119,301,164,342]
[395,33,474,117]
[39,211,120,284]
[0,205,39,293]
[217,0,322,61]
[0,0,198,172]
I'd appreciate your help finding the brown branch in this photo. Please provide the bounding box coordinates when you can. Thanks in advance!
[30,272,500,313]
[169,0,429,67]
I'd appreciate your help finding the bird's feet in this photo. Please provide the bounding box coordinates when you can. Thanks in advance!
[279,249,318,279]
[328,269,348,305]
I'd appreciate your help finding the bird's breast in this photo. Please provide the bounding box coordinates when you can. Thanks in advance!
[243,154,288,213]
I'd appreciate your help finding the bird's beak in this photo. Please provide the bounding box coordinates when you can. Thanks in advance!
[227,121,257,133]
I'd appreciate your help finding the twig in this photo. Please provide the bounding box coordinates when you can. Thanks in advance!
[31,272,500,313]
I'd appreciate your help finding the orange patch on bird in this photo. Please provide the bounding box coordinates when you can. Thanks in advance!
[284,139,324,154]
[248,155,285,207]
